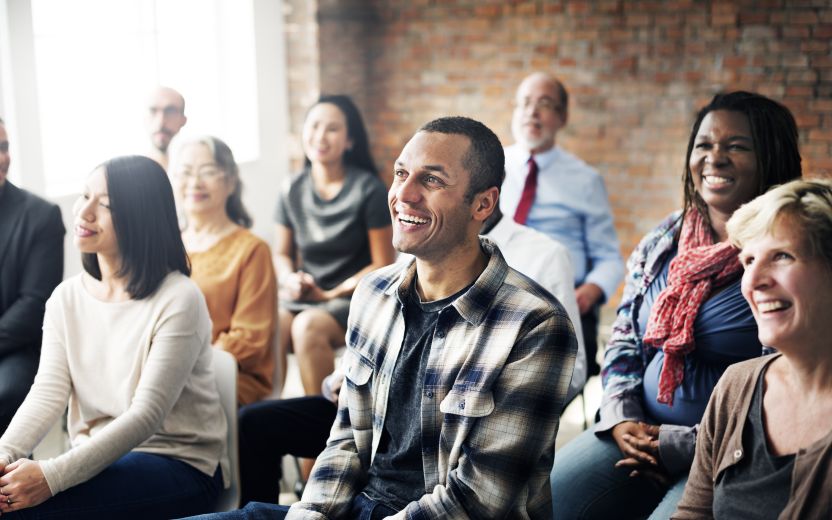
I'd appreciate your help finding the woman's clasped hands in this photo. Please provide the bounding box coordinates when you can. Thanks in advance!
[283,271,328,302]
[0,458,52,514]
[611,421,671,488]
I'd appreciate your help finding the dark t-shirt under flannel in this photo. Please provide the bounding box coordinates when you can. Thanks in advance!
[362,282,470,511]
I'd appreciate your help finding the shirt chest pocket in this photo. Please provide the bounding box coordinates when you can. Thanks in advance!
[343,350,374,433]
[439,388,495,418]
[343,350,374,387]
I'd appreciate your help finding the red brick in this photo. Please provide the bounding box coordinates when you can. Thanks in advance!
[783,26,811,39]
[788,69,819,83]
[795,113,822,127]
[739,11,768,24]
[626,13,651,26]
[809,129,832,141]
[785,85,814,97]
[811,99,832,112]
[474,5,500,17]
[781,54,810,68]
[723,55,748,68]
[814,24,832,38]
[515,3,538,15]
[566,1,589,14]
[801,40,829,53]
[790,10,819,24]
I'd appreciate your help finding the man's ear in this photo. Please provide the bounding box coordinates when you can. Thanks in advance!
[472,186,499,223]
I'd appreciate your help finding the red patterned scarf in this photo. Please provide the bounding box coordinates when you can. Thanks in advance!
[643,210,742,406]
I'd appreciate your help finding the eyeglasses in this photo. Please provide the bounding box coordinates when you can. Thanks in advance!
[176,167,226,181]
[513,97,562,113]
[148,105,184,118]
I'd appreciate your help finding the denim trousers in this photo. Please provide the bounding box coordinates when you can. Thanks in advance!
[5,452,221,520]
[551,428,688,520]
[188,492,397,520]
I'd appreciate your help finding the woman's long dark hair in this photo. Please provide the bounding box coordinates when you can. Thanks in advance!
[682,91,803,229]
[82,155,190,299]
[303,94,378,176]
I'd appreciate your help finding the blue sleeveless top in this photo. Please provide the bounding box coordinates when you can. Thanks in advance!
[640,247,760,426]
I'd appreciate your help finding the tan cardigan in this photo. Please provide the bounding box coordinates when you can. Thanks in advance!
[673,354,832,519]
[189,228,277,405]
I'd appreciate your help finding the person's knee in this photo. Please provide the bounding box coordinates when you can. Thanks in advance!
[291,310,334,350]
[238,403,264,439]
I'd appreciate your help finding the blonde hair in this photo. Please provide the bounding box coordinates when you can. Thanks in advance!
[727,179,832,268]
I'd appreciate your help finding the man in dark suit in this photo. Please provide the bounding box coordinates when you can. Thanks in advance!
[0,118,65,434]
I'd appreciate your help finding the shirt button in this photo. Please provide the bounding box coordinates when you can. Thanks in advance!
[436,330,445,339]
[459,401,465,410]
[733,449,742,459]
[425,391,434,399]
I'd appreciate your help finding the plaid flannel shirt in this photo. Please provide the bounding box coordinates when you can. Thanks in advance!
[288,238,577,519]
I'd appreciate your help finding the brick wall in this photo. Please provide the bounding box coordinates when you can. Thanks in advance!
[284,0,832,306]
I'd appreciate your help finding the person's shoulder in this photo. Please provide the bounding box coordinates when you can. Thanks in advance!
[12,183,62,224]
[480,247,568,327]
[359,260,407,291]
[19,186,58,211]
[44,273,88,315]
[635,210,683,249]
[49,273,83,300]
[556,147,599,175]
[500,266,565,314]
[656,210,684,229]
[348,167,386,191]
[715,354,776,398]
[155,271,205,305]
[506,220,569,257]
[230,228,269,251]
[722,355,774,382]
[282,169,310,194]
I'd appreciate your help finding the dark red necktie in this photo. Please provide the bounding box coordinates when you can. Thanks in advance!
[513,157,538,225]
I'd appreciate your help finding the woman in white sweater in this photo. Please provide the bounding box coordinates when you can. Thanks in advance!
[0,156,228,518]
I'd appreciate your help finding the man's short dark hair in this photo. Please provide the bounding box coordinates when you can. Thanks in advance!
[418,116,505,202]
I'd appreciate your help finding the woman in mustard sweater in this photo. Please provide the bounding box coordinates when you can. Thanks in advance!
[175,135,277,405]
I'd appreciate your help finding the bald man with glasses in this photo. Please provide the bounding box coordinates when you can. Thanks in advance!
[500,72,624,378]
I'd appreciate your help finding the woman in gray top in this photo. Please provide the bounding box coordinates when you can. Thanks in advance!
[274,95,395,396]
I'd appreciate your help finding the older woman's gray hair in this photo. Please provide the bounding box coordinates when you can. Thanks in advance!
[727,178,832,269]
[174,135,252,228]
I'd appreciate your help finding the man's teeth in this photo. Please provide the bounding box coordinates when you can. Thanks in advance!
[704,175,732,186]
[758,300,790,312]
[399,214,429,225]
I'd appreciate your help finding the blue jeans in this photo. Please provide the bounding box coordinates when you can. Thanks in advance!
[6,452,221,519]
[551,428,688,520]
[187,492,397,520]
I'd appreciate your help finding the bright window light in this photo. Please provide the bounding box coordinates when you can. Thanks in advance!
[31,0,259,196]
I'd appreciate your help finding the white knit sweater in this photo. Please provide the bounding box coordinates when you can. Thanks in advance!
[0,272,229,494]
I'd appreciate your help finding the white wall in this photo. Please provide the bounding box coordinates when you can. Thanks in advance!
[1,0,290,279]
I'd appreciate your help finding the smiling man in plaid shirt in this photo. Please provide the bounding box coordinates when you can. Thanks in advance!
[193,117,577,520]
[283,116,578,520]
